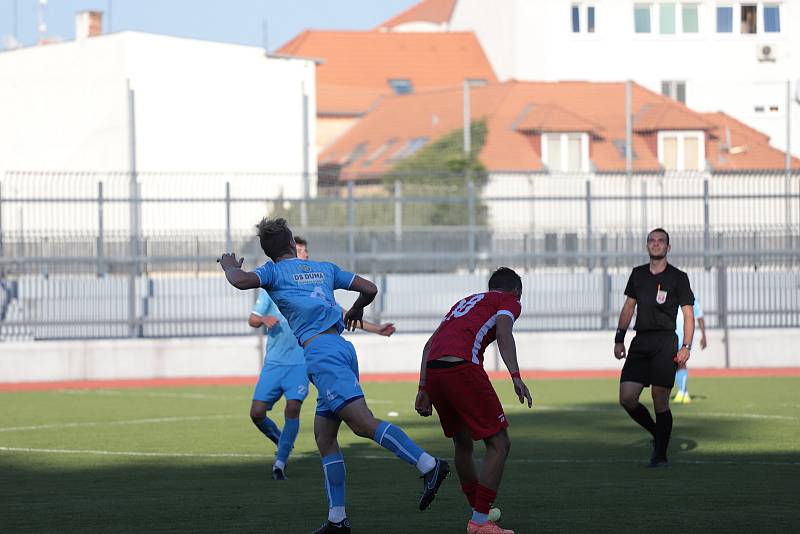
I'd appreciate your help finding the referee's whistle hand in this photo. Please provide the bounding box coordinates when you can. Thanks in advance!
[614,343,626,359]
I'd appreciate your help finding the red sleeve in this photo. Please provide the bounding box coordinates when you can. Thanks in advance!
[497,294,522,321]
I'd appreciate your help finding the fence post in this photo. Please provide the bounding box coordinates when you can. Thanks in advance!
[640,179,648,237]
[370,236,379,323]
[703,177,711,270]
[585,179,593,271]
[97,181,105,277]
[717,258,730,368]
[600,234,610,329]
[0,179,4,260]
[224,181,232,253]
[394,180,402,253]
[467,171,476,273]
[347,180,355,272]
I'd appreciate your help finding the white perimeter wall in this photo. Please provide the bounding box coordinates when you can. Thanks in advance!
[2,329,798,384]
[450,0,800,157]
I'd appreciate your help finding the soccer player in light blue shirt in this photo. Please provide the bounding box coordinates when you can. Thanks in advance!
[675,297,707,404]
[248,237,396,482]
[220,218,449,534]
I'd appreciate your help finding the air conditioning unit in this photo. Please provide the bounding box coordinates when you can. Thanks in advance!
[757,43,777,62]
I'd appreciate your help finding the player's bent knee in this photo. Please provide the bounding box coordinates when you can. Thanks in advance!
[285,400,302,419]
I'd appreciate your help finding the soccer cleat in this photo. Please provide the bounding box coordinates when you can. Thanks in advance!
[271,466,288,481]
[419,458,450,510]
[467,520,515,534]
[310,518,351,534]
[681,392,692,404]
[488,507,502,523]
[647,458,669,468]
[674,391,685,403]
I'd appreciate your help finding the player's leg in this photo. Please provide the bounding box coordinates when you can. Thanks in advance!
[619,381,655,437]
[273,365,310,479]
[649,336,678,466]
[251,363,284,444]
[453,428,478,509]
[675,363,690,402]
[312,414,351,533]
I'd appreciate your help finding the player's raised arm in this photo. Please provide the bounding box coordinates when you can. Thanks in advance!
[218,252,261,290]
[343,275,377,331]
[496,314,532,408]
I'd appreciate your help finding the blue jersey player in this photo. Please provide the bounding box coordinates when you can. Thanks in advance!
[219,218,449,534]
[248,237,396,481]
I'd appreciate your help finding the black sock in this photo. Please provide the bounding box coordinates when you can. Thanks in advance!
[654,410,673,461]
[625,402,656,437]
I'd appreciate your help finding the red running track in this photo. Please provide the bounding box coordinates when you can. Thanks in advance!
[1,368,799,392]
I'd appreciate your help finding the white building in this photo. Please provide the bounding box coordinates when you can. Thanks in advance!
[0,26,317,234]
[383,0,800,158]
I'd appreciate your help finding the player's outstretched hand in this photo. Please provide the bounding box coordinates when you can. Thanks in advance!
[415,390,432,417]
[378,323,396,337]
[218,253,244,271]
[614,342,626,360]
[344,306,364,331]
[512,376,533,408]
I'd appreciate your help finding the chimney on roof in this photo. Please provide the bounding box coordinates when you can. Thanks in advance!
[75,11,103,40]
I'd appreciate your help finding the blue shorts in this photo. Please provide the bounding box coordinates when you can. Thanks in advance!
[253,362,309,406]
[304,334,364,419]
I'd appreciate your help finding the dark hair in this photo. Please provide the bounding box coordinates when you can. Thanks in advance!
[256,218,294,261]
[648,228,670,245]
[488,267,522,293]
[293,235,308,247]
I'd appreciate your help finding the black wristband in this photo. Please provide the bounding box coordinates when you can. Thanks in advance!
[614,329,626,344]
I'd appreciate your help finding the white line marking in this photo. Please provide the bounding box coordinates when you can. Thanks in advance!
[0,414,239,433]
[0,447,798,466]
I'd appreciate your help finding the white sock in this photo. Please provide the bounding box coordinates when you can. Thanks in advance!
[273,459,286,471]
[416,452,436,474]
[328,506,346,523]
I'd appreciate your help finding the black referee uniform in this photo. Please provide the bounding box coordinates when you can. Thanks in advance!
[621,263,695,388]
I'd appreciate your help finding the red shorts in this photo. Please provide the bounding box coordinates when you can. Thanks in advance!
[426,363,508,441]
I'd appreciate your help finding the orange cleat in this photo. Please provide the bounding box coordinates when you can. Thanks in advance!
[467,520,515,534]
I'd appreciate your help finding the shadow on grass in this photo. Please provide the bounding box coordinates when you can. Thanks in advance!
[1,401,798,534]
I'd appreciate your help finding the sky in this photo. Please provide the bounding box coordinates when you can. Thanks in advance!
[0,0,419,51]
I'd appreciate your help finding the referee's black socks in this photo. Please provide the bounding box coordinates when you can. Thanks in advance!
[654,409,673,461]
[625,403,656,437]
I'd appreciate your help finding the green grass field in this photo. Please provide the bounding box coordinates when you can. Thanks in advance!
[1,376,799,533]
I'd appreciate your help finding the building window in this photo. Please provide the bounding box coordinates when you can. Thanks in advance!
[764,4,780,32]
[659,3,676,34]
[388,79,414,95]
[740,4,756,33]
[658,131,704,171]
[634,4,652,33]
[661,80,686,104]
[542,132,589,172]
[389,137,428,162]
[681,4,699,33]
[716,6,733,32]
[343,142,368,165]
[571,4,596,33]
[362,138,397,166]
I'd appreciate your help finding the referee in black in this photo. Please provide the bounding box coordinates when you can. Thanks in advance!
[614,228,695,467]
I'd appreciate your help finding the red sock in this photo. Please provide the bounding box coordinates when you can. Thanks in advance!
[461,481,478,508]
[474,484,497,515]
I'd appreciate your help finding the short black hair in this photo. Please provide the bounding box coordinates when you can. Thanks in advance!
[488,267,522,293]
[648,228,670,245]
[293,235,308,247]
[256,218,294,261]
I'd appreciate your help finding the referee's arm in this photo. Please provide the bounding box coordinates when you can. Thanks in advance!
[614,297,637,359]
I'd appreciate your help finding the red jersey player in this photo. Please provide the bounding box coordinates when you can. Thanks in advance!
[415,267,532,534]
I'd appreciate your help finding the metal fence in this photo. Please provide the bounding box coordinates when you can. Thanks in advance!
[1,170,798,346]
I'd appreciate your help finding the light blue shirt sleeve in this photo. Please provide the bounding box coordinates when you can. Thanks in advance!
[328,262,356,290]
[252,289,275,317]
[254,262,276,288]
[693,299,703,320]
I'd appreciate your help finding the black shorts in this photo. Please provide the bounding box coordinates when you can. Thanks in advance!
[620,331,678,388]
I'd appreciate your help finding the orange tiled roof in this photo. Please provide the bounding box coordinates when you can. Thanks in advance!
[376,0,457,30]
[276,31,496,115]
[321,81,798,177]
[702,112,800,171]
